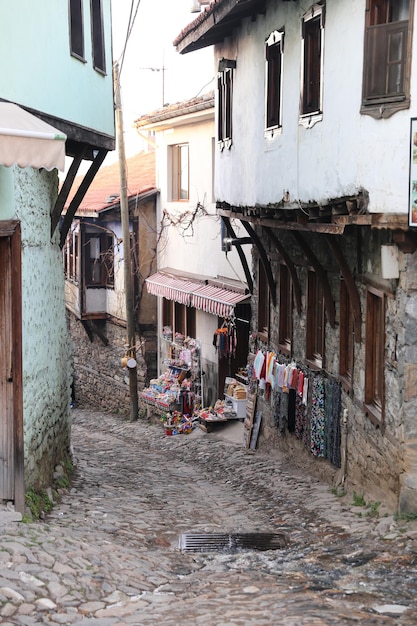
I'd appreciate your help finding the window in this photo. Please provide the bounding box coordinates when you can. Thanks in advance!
[84,232,114,287]
[170,144,189,201]
[69,0,85,60]
[257,260,269,341]
[278,264,292,355]
[339,279,354,388]
[362,0,412,116]
[306,270,325,368]
[300,4,325,125]
[218,62,234,149]
[162,299,196,338]
[265,30,284,133]
[63,224,79,283]
[365,287,385,425]
[91,0,106,73]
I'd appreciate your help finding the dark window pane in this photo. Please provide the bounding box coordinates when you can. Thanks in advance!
[69,0,84,58]
[302,16,321,114]
[91,0,105,72]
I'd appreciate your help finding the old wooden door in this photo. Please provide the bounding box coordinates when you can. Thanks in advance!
[0,222,24,512]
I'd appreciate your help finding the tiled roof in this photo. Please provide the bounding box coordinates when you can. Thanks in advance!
[64,150,156,215]
[173,0,222,47]
[134,91,214,128]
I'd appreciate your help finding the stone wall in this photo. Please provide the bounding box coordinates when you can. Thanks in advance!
[250,225,412,513]
[15,167,72,488]
[68,311,148,416]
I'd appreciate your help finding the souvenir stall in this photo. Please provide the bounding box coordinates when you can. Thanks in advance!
[197,376,248,432]
[140,335,201,435]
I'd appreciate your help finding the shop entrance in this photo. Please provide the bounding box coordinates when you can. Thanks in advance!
[217,304,251,396]
[0,222,24,512]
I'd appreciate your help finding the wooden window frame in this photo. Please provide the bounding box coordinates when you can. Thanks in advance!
[306,269,325,369]
[339,278,354,390]
[162,298,196,339]
[364,286,386,427]
[278,263,292,356]
[170,144,189,201]
[361,0,413,118]
[265,30,284,134]
[257,260,270,342]
[218,68,233,149]
[91,0,106,74]
[69,0,85,61]
[300,4,324,125]
[63,224,79,284]
[84,231,114,288]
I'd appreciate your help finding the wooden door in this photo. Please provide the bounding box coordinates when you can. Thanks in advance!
[0,222,24,512]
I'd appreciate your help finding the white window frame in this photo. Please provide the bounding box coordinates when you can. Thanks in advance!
[299,3,325,129]
[265,29,284,137]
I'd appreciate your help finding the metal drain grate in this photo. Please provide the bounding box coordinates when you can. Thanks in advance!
[179,532,288,553]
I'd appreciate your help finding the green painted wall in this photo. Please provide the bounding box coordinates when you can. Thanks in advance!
[0,0,114,138]
[0,165,72,488]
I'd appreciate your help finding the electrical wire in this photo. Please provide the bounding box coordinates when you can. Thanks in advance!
[119,0,142,77]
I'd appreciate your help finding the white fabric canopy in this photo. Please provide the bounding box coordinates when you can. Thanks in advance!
[0,103,67,171]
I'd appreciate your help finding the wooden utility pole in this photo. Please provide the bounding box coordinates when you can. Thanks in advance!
[113,61,138,421]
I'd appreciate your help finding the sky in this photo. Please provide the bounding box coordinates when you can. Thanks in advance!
[111,0,214,157]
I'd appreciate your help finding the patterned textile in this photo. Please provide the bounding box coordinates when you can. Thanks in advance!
[295,394,307,441]
[324,378,342,468]
[310,376,326,457]
[273,390,281,430]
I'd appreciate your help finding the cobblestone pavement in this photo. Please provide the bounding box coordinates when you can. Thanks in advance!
[1,408,417,625]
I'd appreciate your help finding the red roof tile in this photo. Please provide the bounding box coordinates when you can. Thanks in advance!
[64,150,156,215]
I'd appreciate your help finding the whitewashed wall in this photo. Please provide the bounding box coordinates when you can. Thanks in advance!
[157,117,251,283]
[215,0,416,214]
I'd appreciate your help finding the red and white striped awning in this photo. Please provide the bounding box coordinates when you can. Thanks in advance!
[146,271,249,318]
[145,272,196,306]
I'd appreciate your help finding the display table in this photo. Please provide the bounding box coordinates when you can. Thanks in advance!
[224,394,247,418]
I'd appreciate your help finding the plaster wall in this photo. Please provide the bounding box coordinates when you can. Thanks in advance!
[157,119,251,284]
[214,0,415,214]
[0,0,114,138]
[0,165,72,488]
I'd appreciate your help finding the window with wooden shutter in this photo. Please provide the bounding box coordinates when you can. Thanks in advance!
[362,0,413,117]
[265,30,284,133]
[300,4,325,126]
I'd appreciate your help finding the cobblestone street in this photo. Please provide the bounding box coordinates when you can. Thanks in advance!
[0,408,417,625]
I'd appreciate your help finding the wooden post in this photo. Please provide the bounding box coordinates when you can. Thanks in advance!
[114,62,139,421]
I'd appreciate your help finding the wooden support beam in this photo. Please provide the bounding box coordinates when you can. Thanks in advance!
[221,216,253,294]
[264,226,302,315]
[325,235,362,342]
[291,231,335,328]
[59,148,108,249]
[51,145,88,237]
[241,220,276,307]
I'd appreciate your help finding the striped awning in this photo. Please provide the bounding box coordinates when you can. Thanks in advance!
[146,271,249,318]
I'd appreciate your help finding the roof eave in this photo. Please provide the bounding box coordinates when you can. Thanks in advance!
[175,0,267,55]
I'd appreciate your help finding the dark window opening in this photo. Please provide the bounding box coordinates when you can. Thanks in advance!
[365,287,385,425]
[84,232,114,287]
[91,0,106,73]
[278,264,292,355]
[265,31,284,130]
[306,270,325,369]
[339,279,354,388]
[301,10,323,116]
[257,260,269,341]
[218,68,233,146]
[69,0,85,60]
